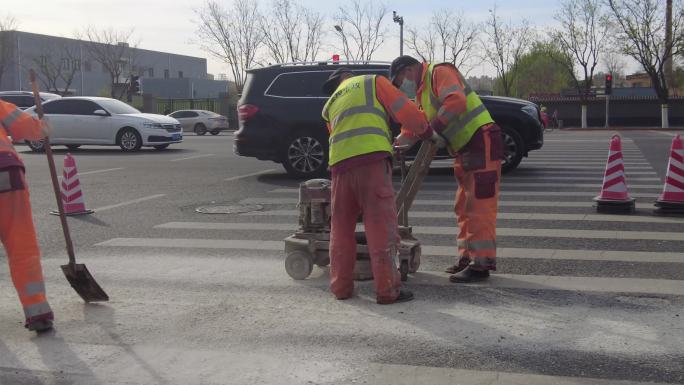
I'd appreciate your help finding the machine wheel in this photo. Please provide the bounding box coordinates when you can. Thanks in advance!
[409,250,421,274]
[285,251,313,280]
[399,260,409,282]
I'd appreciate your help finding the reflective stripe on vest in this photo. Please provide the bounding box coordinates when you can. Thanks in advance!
[322,75,392,166]
[0,108,22,130]
[420,63,494,152]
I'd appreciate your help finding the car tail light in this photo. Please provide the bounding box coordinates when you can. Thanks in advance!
[238,104,259,122]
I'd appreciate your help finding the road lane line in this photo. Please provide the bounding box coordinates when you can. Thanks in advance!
[153,222,684,241]
[94,238,684,264]
[267,188,661,198]
[225,168,278,181]
[239,197,658,209]
[411,182,663,189]
[74,167,124,176]
[92,194,166,212]
[169,154,215,162]
[245,209,683,224]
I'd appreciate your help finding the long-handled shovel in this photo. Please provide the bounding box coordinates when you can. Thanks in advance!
[29,69,109,303]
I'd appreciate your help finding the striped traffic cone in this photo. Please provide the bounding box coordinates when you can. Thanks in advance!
[50,153,94,216]
[654,134,684,215]
[593,135,636,213]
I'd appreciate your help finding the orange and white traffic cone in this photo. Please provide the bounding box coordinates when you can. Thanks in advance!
[50,153,93,216]
[654,134,684,215]
[593,135,636,213]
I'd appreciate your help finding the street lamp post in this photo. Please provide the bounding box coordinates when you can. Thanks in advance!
[393,11,404,56]
[334,25,349,62]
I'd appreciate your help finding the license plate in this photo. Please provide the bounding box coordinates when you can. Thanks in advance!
[172,133,182,141]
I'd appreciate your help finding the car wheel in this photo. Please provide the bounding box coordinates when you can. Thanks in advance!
[194,124,207,136]
[117,128,142,152]
[66,144,81,150]
[282,134,328,178]
[26,139,46,152]
[210,129,220,135]
[154,144,170,150]
[501,126,524,173]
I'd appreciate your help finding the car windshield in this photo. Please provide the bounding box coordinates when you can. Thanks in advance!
[96,99,140,115]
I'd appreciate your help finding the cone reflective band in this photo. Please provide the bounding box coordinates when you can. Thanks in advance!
[594,135,635,213]
[50,153,93,216]
[654,134,684,215]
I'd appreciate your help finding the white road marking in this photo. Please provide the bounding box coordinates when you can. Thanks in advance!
[504,176,661,181]
[267,188,661,198]
[153,222,684,241]
[649,131,682,137]
[225,168,278,181]
[407,182,663,189]
[92,194,167,212]
[238,197,658,209]
[169,154,215,162]
[245,209,683,224]
[95,238,684,264]
[74,167,124,176]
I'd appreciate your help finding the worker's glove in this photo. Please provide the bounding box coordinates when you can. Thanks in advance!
[393,133,419,153]
[430,131,447,148]
[40,119,52,137]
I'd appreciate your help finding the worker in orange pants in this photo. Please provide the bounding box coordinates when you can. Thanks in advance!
[0,99,53,332]
[322,68,438,304]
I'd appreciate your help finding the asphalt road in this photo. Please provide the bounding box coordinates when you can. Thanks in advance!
[1,129,683,385]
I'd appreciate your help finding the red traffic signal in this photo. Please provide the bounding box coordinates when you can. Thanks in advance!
[605,74,613,95]
[332,54,340,63]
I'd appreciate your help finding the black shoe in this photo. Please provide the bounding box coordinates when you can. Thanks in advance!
[377,290,414,304]
[449,267,490,283]
[26,319,53,332]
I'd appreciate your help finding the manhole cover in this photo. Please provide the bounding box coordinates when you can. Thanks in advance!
[195,204,263,214]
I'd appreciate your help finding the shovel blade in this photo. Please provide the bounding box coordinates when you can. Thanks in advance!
[61,263,109,302]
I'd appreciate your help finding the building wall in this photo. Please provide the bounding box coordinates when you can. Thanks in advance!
[142,78,228,99]
[0,31,224,98]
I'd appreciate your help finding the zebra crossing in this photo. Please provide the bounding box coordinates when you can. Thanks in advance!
[95,135,684,300]
[89,133,684,384]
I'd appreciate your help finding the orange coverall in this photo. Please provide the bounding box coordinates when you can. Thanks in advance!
[326,75,430,303]
[410,64,503,271]
[0,100,54,327]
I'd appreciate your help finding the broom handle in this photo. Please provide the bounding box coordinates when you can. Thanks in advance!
[29,70,76,266]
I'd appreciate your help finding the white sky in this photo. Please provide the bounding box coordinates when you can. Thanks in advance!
[4,0,641,78]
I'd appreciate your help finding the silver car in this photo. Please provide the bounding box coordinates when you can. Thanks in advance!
[167,109,229,135]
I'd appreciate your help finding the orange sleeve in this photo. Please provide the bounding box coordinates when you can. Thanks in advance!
[375,76,429,139]
[431,65,468,132]
[0,101,44,142]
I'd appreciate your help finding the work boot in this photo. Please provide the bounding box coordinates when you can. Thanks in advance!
[377,290,414,305]
[445,257,470,274]
[449,267,490,283]
[25,312,54,333]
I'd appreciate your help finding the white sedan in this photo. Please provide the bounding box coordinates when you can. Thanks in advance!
[25,97,183,152]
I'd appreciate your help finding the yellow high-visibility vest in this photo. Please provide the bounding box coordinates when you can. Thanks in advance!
[420,63,494,152]
[322,75,393,166]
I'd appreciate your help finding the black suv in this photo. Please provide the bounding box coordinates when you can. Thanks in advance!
[234,62,543,178]
[0,91,61,110]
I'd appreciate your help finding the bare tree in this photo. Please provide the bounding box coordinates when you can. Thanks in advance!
[603,49,626,79]
[608,0,684,127]
[405,26,436,62]
[260,0,324,63]
[0,15,17,89]
[550,0,610,128]
[334,0,388,61]
[31,43,81,96]
[406,9,478,73]
[195,0,263,92]
[78,26,139,99]
[483,5,532,97]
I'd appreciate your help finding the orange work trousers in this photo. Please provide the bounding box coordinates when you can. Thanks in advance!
[0,172,53,324]
[453,124,503,271]
[329,158,401,302]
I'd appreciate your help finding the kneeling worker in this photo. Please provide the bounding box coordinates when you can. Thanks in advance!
[321,68,439,304]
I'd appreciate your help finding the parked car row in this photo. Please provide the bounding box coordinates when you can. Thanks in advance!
[1,92,230,152]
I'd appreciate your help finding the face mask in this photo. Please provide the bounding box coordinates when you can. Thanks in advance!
[399,78,417,99]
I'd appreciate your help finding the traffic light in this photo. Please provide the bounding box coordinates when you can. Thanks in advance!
[332,54,340,64]
[130,75,140,94]
[605,74,613,95]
